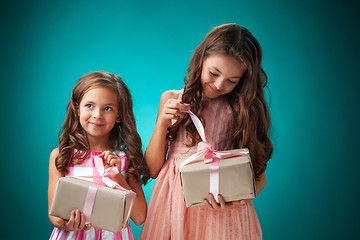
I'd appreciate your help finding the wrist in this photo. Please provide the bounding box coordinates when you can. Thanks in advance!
[110,173,131,190]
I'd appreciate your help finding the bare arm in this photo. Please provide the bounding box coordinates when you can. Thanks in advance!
[145,90,190,178]
[255,172,266,196]
[126,176,147,225]
[48,148,91,231]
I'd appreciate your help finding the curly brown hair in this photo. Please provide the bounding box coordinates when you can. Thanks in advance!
[56,71,150,184]
[168,24,273,179]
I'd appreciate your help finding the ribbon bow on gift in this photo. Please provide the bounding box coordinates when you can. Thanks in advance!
[93,155,127,190]
[75,154,135,225]
[179,110,249,203]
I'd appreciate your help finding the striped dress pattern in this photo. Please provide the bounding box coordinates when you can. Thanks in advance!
[49,151,135,240]
[140,91,262,240]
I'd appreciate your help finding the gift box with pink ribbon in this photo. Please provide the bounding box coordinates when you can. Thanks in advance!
[179,111,256,208]
[49,156,136,233]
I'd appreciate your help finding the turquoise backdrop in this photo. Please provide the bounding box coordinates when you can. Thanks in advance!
[1,0,359,239]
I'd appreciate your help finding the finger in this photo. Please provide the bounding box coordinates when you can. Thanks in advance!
[208,194,220,209]
[84,224,92,231]
[73,209,81,230]
[110,157,121,168]
[66,210,76,229]
[98,152,105,158]
[79,213,86,230]
[218,194,226,208]
[104,151,114,165]
[56,218,66,227]
[203,199,213,210]
[166,100,190,112]
[164,108,178,116]
[179,103,191,112]
[103,151,111,162]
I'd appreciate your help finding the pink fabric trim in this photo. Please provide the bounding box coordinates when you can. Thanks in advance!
[127,227,133,240]
[49,228,56,239]
[95,228,102,240]
[75,231,86,240]
[59,230,69,240]
[114,231,122,240]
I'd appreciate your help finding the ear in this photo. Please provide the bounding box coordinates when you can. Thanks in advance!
[116,116,121,123]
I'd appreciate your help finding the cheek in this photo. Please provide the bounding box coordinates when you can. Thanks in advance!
[225,84,237,94]
[201,72,212,85]
[79,109,91,120]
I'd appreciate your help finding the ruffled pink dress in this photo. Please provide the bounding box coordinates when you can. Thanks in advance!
[140,91,262,240]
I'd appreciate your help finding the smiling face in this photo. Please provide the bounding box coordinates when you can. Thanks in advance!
[77,86,119,142]
[201,54,245,99]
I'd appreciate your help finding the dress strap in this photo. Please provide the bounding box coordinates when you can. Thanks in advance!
[178,89,184,101]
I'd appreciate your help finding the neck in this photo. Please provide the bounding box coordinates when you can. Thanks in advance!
[86,134,114,152]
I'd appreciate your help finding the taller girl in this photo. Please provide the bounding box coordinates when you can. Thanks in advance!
[140,24,273,239]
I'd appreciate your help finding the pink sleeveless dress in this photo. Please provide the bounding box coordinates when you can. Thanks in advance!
[140,91,262,240]
[49,151,135,240]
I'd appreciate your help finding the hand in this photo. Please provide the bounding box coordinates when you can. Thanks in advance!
[98,150,130,189]
[98,150,122,172]
[203,194,250,211]
[55,209,92,231]
[158,99,190,127]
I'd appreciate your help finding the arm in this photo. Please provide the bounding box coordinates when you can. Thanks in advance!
[100,151,147,225]
[145,90,190,178]
[127,176,147,225]
[255,172,266,196]
[48,148,91,231]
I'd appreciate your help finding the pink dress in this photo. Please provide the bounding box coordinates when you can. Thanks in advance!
[50,151,135,240]
[140,91,262,240]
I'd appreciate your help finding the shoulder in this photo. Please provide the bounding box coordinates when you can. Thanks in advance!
[160,90,181,103]
[49,148,64,177]
[49,148,60,162]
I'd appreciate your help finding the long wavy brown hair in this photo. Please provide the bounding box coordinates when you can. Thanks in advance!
[56,71,150,184]
[168,24,273,179]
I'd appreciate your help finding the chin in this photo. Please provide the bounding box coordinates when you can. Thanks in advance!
[204,91,220,99]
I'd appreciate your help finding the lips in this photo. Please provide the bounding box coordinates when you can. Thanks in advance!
[208,84,220,93]
[89,122,105,128]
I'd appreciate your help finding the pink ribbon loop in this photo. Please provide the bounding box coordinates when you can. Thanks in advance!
[180,110,249,202]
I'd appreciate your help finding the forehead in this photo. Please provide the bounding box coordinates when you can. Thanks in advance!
[81,86,118,103]
[203,54,245,76]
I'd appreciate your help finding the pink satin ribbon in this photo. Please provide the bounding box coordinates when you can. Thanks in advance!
[75,155,135,226]
[180,110,249,202]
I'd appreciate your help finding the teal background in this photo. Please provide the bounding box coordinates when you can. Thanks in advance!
[1,0,359,239]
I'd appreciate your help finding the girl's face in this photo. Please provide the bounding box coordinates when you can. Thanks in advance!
[77,86,119,141]
[201,54,244,99]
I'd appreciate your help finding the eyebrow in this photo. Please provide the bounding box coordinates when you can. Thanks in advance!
[84,101,116,106]
[211,67,242,79]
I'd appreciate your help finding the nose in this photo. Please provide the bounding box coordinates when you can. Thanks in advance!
[93,108,102,119]
[213,78,224,90]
